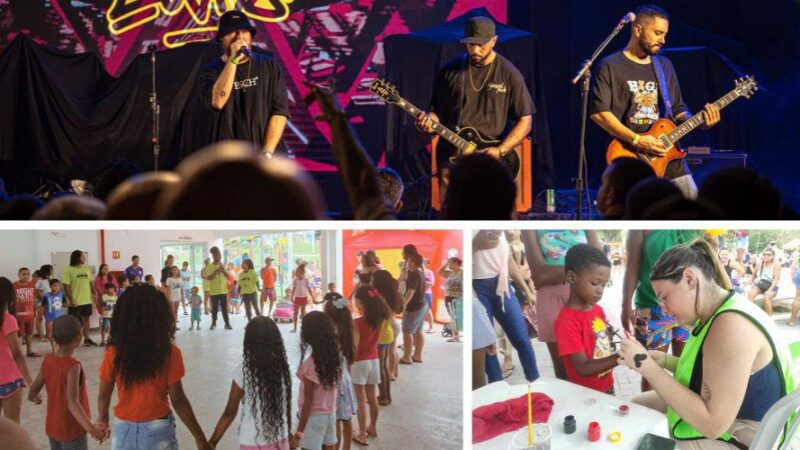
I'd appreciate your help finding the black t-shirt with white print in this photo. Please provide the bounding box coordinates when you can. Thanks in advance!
[590,50,690,178]
[197,53,290,149]
[430,53,534,165]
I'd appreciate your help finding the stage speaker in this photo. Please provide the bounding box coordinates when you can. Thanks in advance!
[430,137,532,213]
[684,152,747,186]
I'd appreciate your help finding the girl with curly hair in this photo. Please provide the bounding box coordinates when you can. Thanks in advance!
[96,284,210,450]
[292,311,341,450]
[324,296,357,450]
[351,285,392,446]
[209,316,292,449]
[369,270,402,405]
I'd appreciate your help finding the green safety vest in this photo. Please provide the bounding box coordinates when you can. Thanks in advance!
[668,293,796,446]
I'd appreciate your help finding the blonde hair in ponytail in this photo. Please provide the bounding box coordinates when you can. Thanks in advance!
[650,237,733,291]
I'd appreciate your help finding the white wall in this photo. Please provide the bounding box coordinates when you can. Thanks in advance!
[103,230,217,275]
[0,230,101,279]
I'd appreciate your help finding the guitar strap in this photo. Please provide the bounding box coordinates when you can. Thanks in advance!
[651,55,674,120]
[457,54,467,131]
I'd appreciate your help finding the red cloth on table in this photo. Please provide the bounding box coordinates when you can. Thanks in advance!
[472,392,554,443]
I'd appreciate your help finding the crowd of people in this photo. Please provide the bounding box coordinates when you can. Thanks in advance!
[472,229,799,449]
[595,158,798,220]
[0,240,462,449]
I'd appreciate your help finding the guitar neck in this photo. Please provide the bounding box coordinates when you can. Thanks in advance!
[392,98,471,151]
[663,89,741,146]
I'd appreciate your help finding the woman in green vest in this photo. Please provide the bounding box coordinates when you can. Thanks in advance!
[618,239,795,449]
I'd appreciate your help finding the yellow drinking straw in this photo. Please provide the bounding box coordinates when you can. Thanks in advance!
[527,384,533,446]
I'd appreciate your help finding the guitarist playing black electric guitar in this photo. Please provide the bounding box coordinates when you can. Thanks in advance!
[415,16,534,196]
[590,4,720,198]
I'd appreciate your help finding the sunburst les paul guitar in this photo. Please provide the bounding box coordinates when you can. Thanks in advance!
[606,76,757,177]
[369,78,521,178]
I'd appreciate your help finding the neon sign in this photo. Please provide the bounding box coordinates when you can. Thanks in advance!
[106,0,294,48]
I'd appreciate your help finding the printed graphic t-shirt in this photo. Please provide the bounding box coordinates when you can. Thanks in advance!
[590,50,688,136]
[197,54,290,148]
[554,304,614,393]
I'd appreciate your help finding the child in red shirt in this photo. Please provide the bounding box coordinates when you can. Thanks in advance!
[13,268,38,357]
[27,315,108,448]
[554,244,618,393]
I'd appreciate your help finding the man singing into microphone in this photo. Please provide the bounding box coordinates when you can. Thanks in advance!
[590,4,721,198]
[197,10,289,157]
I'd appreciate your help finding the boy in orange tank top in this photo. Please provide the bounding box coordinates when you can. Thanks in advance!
[28,315,108,449]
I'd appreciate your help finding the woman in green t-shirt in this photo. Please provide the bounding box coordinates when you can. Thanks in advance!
[61,250,97,346]
[237,260,261,321]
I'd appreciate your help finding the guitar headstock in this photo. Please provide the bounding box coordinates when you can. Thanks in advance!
[734,76,758,99]
[369,78,401,104]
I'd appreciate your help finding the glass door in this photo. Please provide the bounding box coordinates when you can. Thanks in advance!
[160,243,208,291]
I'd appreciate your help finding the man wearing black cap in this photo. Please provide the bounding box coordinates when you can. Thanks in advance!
[197,10,290,157]
[416,16,534,173]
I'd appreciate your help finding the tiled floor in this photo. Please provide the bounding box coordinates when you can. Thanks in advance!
[15,310,463,450]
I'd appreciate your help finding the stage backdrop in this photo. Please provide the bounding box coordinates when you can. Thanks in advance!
[509,0,800,210]
[342,229,462,323]
[0,0,507,192]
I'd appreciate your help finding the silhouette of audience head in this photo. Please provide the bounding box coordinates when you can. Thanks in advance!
[624,177,682,219]
[596,158,655,219]
[443,153,516,220]
[105,172,181,219]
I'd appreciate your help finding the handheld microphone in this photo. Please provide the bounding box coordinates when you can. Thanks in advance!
[241,47,252,59]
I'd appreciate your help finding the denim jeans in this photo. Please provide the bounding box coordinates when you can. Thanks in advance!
[210,294,230,326]
[112,413,178,450]
[473,276,539,382]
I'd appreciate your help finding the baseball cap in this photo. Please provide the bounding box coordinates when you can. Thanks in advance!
[460,16,495,45]
[215,10,257,42]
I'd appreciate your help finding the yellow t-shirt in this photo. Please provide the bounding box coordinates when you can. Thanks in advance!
[237,270,258,295]
[61,265,93,306]
[378,319,394,345]
[203,263,228,296]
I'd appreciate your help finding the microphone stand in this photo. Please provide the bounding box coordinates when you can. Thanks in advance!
[571,19,628,220]
[148,44,161,172]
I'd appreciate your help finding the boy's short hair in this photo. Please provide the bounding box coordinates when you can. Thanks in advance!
[49,278,60,287]
[132,255,139,260]
[191,286,199,291]
[52,315,82,345]
[448,257,463,266]
[565,244,611,275]
[327,282,336,288]
[144,275,154,281]
[117,275,127,284]
[105,283,115,290]
[18,267,29,274]
[376,167,404,207]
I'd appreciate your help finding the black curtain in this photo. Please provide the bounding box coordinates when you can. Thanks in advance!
[0,35,225,184]
[383,7,555,194]
[509,0,800,209]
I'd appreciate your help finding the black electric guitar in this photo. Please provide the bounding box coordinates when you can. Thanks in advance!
[369,78,521,178]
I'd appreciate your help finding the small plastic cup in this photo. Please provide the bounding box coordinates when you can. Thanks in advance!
[510,424,552,450]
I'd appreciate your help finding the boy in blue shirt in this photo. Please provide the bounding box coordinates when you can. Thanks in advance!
[43,279,65,354]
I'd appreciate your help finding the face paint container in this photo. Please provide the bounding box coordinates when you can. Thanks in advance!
[588,422,601,442]
[564,415,576,434]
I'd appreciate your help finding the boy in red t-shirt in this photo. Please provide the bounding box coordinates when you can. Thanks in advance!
[13,268,38,357]
[554,244,618,393]
[27,315,108,448]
